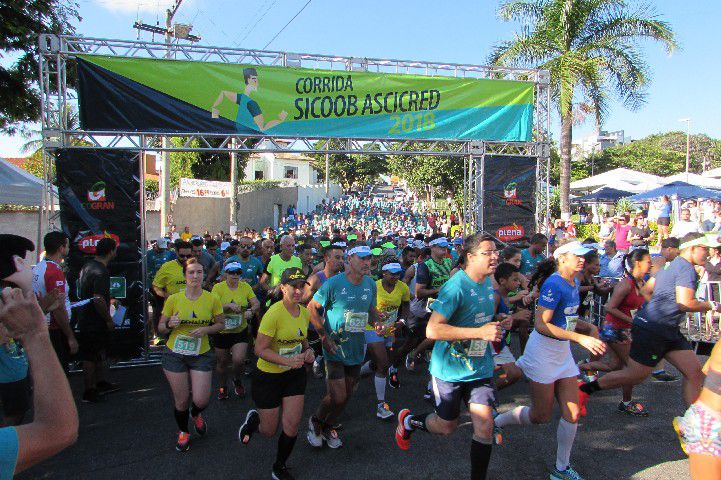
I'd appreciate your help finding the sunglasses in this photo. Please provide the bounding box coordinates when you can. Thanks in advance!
[178,254,193,259]
[238,245,253,249]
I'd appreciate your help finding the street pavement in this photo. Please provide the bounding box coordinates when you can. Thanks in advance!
[19,343,693,480]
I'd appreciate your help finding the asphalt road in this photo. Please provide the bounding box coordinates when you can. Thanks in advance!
[19,343,693,480]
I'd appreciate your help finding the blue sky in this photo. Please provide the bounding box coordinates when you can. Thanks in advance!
[2,0,718,156]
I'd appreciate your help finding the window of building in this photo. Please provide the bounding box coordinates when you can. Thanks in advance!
[254,170,264,180]
[284,166,298,179]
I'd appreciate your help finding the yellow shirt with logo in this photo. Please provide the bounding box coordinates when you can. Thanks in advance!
[211,281,256,334]
[153,260,186,296]
[256,301,309,374]
[368,279,410,331]
[162,290,223,355]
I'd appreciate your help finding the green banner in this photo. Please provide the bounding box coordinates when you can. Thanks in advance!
[77,54,534,141]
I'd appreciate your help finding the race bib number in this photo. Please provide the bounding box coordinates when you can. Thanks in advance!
[172,335,201,356]
[278,344,303,370]
[565,315,579,332]
[382,310,398,329]
[224,314,242,330]
[468,339,488,357]
[344,311,369,333]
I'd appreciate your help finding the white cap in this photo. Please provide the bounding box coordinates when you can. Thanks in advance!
[157,238,169,248]
[382,263,403,273]
[220,241,231,252]
[348,245,372,257]
[554,241,593,257]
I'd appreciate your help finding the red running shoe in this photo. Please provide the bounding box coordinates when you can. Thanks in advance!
[395,409,413,451]
[175,431,190,452]
[193,413,208,436]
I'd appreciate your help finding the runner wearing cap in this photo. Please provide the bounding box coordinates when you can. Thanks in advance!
[394,234,505,480]
[404,235,452,372]
[211,262,260,400]
[579,233,721,416]
[237,267,314,480]
[302,245,345,378]
[158,257,225,452]
[363,262,410,418]
[306,244,385,449]
[494,239,606,480]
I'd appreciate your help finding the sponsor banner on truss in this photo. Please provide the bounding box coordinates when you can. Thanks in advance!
[77,54,534,142]
[56,148,144,355]
[179,177,232,198]
[481,155,536,244]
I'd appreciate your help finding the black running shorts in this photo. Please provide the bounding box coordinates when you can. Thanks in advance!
[629,324,691,367]
[252,368,307,409]
[431,376,496,421]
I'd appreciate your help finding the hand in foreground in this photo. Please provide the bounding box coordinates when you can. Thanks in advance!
[477,322,502,342]
[0,288,46,340]
[578,335,606,356]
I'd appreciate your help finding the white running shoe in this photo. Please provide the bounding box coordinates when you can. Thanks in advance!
[322,427,343,449]
[306,417,323,448]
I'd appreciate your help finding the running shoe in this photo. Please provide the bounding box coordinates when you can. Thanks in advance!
[377,402,394,420]
[395,408,413,450]
[306,416,323,448]
[96,381,121,395]
[405,352,418,372]
[388,366,400,389]
[651,371,678,382]
[271,463,295,480]
[577,382,589,417]
[618,400,649,417]
[239,409,260,445]
[330,422,343,431]
[175,431,191,452]
[322,427,343,449]
[549,465,585,480]
[234,379,246,398]
[312,356,325,379]
[192,413,207,436]
[217,387,229,401]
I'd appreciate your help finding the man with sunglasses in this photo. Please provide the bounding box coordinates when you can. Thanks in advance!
[224,237,264,292]
[153,241,192,301]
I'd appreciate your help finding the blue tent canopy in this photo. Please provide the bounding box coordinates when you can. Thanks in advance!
[627,181,721,202]
[571,187,632,204]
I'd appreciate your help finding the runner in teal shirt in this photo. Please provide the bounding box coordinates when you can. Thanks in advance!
[520,233,548,276]
[429,270,496,382]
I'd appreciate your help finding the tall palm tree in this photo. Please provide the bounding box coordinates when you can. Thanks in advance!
[489,0,676,218]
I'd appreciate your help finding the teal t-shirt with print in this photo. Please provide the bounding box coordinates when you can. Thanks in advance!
[429,270,496,383]
[0,427,18,480]
[520,248,545,276]
[313,273,376,366]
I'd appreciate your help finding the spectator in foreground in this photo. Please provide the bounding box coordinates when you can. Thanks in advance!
[0,236,78,476]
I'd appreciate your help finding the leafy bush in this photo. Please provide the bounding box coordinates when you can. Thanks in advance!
[575,223,600,242]
[145,179,159,194]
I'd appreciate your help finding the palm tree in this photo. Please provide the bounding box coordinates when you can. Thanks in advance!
[489,0,676,218]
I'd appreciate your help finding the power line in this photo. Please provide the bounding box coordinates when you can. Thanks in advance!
[263,0,312,49]
[237,0,278,46]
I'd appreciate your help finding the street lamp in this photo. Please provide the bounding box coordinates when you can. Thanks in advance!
[679,118,691,178]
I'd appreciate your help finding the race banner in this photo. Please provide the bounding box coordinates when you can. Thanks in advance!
[179,177,232,198]
[56,148,144,356]
[76,54,534,141]
[480,155,537,244]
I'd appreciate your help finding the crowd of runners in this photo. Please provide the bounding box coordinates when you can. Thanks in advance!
[1,189,721,480]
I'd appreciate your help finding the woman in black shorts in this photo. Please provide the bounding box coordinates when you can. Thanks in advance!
[158,258,225,452]
[238,267,315,480]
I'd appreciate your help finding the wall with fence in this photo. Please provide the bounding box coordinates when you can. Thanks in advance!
[296,184,342,214]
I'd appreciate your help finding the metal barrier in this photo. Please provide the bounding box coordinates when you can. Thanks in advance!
[685,281,721,344]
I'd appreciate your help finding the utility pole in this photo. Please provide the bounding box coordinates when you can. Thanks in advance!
[325,152,329,197]
[133,0,200,237]
[230,139,238,234]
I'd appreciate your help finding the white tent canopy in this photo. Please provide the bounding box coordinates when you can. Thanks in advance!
[570,168,664,194]
[0,157,47,206]
[663,172,720,189]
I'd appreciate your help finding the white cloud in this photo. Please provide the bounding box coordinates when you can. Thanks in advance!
[95,0,182,14]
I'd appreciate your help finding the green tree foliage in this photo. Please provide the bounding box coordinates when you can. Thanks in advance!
[386,153,464,208]
[169,138,200,189]
[490,0,677,216]
[588,132,721,176]
[1,1,80,134]
[310,140,388,189]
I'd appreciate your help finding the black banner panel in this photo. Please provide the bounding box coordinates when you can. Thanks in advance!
[481,155,537,245]
[56,148,144,357]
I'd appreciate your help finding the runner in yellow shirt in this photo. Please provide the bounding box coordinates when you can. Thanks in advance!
[238,267,315,480]
[158,258,225,453]
[363,262,410,420]
[211,262,260,400]
[152,241,192,298]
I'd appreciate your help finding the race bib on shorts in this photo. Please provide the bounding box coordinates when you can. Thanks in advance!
[468,339,488,357]
[172,335,201,356]
[344,311,369,333]
[224,314,242,330]
[565,315,578,332]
